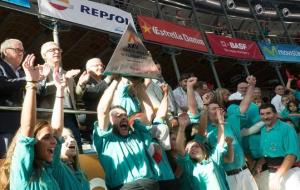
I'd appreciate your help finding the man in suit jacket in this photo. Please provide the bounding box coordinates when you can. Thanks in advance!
[38,41,83,152]
[0,39,26,158]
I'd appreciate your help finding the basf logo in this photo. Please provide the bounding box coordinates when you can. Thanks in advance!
[48,0,72,10]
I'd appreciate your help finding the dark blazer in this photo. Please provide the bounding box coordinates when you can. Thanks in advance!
[0,58,26,133]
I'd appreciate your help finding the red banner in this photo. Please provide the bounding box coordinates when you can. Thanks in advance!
[206,33,264,60]
[137,16,208,52]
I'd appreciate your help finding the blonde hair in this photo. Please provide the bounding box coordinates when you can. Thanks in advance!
[214,88,230,109]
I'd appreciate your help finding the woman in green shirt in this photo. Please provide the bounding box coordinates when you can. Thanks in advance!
[3,54,61,190]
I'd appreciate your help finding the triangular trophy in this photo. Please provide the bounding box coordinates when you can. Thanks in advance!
[103,23,161,79]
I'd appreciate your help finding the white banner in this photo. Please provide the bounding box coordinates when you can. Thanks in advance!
[38,0,135,34]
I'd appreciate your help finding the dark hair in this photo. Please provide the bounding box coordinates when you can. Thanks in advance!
[287,100,299,113]
[179,73,195,82]
[110,105,127,113]
[259,103,277,114]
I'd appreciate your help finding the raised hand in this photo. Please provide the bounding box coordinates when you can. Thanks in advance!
[187,77,197,88]
[202,92,214,105]
[53,70,66,90]
[22,54,43,82]
[246,75,256,86]
[77,71,90,87]
[225,136,233,145]
[160,83,169,95]
[216,108,225,126]
[177,112,190,130]
[41,63,51,79]
[65,69,80,79]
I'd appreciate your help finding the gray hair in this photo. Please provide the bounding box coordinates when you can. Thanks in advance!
[0,39,22,59]
[40,41,58,60]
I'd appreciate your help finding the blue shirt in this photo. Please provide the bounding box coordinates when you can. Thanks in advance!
[10,135,61,190]
[93,120,157,188]
[260,120,300,160]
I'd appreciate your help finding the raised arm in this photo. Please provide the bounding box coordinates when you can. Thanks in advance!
[198,93,213,136]
[286,78,295,93]
[187,77,198,115]
[216,108,225,147]
[240,75,256,113]
[176,113,190,156]
[51,71,66,138]
[20,54,43,137]
[97,76,120,131]
[155,83,169,120]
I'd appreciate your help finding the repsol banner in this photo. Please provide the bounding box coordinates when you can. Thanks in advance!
[38,0,135,34]
[137,16,208,52]
[259,41,300,63]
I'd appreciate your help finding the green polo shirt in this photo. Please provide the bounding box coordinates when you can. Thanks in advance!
[10,135,61,190]
[93,120,157,189]
[176,144,229,190]
[260,120,300,160]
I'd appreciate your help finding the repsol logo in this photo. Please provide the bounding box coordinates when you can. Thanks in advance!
[81,5,129,25]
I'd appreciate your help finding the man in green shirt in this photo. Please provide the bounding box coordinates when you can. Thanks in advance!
[93,76,159,190]
[256,104,300,190]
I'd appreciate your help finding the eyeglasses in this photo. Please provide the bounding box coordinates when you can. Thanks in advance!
[6,48,25,54]
[46,48,63,54]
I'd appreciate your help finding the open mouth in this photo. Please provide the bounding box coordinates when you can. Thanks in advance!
[47,148,54,155]
[68,145,76,149]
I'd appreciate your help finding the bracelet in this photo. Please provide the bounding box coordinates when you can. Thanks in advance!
[56,96,64,98]
[25,85,37,91]
[26,80,37,83]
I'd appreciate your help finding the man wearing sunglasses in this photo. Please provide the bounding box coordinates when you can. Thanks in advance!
[0,38,26,158]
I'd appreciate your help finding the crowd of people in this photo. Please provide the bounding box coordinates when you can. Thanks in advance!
[0,38,300,190]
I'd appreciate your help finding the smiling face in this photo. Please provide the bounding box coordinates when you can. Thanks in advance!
[260,107,277,128]
[61,128,77,159]
[110,107,130,136]
[41,42,62,68]
[35,124,57,162]
[186,141,206,162]
[86,58,105,78]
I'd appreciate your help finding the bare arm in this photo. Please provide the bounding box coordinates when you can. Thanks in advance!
[20,54,43,137]
[223,137,234,163]
[155,83,169,120]
[286,78,295,93]
[240,75,256,113]
[187,77,198,115]
[176,113,189,156]
[197,93,212,136]
[136,82,155,124]
[276,154,296,177]
[97,77,120,131]
[51,71,66,138]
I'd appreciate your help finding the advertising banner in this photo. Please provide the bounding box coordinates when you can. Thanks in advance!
[259,41,300,63]
[206,33,264,60]
[38,0,135,34]
[104,23,161,79]
[1,0,30,8]
[137,16,208,52]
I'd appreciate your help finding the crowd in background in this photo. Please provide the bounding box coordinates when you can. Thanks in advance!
[0,38,300,190]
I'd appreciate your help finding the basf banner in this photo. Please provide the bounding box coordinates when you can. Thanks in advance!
[137,16,208,52]
[206,33,264,60]
[38,0,135,34]
[259,41,300,63]
[1,0,30,8]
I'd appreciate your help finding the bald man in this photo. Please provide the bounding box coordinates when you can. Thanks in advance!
[76,58,112,142]
[229,81,248,100]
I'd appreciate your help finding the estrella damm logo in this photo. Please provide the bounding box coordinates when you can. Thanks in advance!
[48,0,72,10]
